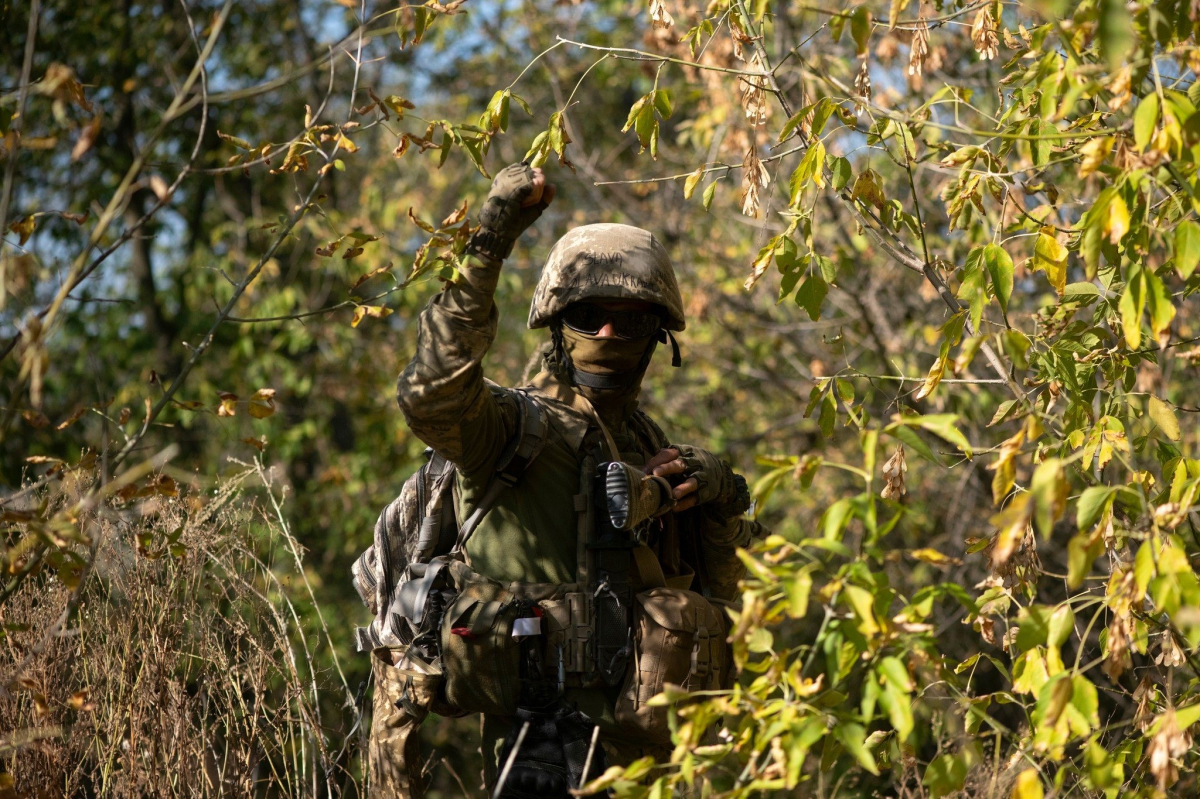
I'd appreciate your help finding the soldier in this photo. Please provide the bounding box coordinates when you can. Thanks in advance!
[371,163,761,797]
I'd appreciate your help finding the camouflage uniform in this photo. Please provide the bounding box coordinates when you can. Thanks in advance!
[376,166,759,796]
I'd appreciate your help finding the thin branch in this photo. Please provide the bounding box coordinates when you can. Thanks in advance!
[556,36,771,78]
[0,0,41,312]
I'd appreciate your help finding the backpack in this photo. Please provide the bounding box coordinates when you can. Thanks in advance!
[352,390,547,653]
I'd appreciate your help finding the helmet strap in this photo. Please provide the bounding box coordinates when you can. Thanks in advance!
[658,329,682,368]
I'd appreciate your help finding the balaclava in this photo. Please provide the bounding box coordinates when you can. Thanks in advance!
[547,321,659,422]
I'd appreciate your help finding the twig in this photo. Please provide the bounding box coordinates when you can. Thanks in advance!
[557,37,770,78]
[0,0,41,312]
[493,721,530,799]
[580,724,601,787]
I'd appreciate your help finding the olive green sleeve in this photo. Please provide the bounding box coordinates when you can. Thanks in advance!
[696,513,768,601]
[395,253,516,476]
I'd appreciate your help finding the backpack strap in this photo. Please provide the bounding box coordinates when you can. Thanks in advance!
[413,451,457,562]
[453,390,546,555]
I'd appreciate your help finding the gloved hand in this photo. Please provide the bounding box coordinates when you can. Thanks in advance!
[494,706,607,798]
[468,162,555,261]
[644,445,751,518]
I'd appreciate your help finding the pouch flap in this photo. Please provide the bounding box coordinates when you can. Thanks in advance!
[636,588,715,632]
[539,598,573,634]
[444,597,479,630]
[470,600,505,635]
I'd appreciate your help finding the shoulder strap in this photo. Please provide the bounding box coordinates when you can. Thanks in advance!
[630,410,670,453]
[453,390,547,554]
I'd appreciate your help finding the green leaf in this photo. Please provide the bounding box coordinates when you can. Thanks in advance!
[1144,266,1176,344]
[983,243,1014,315]
[886,424,940,465]
[1120,263,1146,349]
[850,6,871,56]
[1148,395,1181,441]
[888,413,973,458]
[510,94,533,116]
[834,723,878,774]
[881,680,914,742]
[812,98,834,136]
[924,753,967,798]
[1176,219,1200,280]
[1175,702,1200,729]
[653,89,672,119]
[1076,486,1117,531]
[1067,531,1103,589]
[957,248,988,332]
[829,156,853,191]
[788,569,812,618]
[789,140,826,204]
[1133,93,1159,151]
[1046,604,1075,649]
[1030,458,1066,539]
[1097,0,1132,68]
[878,656,913,692]
[795,272,828,321]
[702,181,717,211]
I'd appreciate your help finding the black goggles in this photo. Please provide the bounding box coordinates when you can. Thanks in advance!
[560,303,664,340]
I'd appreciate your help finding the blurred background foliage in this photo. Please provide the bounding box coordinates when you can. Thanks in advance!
[4,0,1200,795]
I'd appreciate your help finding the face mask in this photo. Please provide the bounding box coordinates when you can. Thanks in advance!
[561,327,652,376]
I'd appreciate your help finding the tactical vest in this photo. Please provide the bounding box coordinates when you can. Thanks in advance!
[353,385,730,738]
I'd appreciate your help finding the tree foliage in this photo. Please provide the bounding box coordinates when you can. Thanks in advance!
[4,0,1200,795]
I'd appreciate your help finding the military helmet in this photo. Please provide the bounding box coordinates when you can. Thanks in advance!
[527,223,686,332]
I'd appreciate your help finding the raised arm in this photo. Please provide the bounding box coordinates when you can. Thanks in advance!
[396,163,554,475]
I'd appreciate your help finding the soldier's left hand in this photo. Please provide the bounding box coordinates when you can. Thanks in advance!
[643,447,700,511]
[644,446,751,518]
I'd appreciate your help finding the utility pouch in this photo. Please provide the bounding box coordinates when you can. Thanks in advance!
[540,594,582,675]
[439,576,523,717]
[369,647,454,797]
[614,587,730,744]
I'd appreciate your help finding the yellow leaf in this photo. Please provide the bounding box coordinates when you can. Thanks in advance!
[683,167,704,200]
[1148,396,1180,441]
[909,548,962,566]
[1103,193,1129,245]
[336,133,358,154]
[1032,227,1067,296]
[1010,769,1043,799]
[9,215,36,246]
[248,388,277,419]
[217,392,239,417]
[351,305,393,327]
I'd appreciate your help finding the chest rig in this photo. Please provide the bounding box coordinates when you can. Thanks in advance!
[534,408,686,694]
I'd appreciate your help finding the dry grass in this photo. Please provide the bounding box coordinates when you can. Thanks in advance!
[0,462,364,797]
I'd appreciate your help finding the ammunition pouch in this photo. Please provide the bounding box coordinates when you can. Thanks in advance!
[615,588,732,745]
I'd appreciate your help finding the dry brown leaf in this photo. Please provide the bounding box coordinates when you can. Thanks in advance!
[909,18,929,77]
[971,7,999,61]
[217,392,239,417]
[881,446,907,500]
[854,60,872,116]
[739,146,770,218]
[21,410,50,428]
[649,0,674,29]
[440,199,469,228]
[71,116,102,162]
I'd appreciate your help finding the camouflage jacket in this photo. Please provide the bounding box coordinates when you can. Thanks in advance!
[396,252,759,600]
